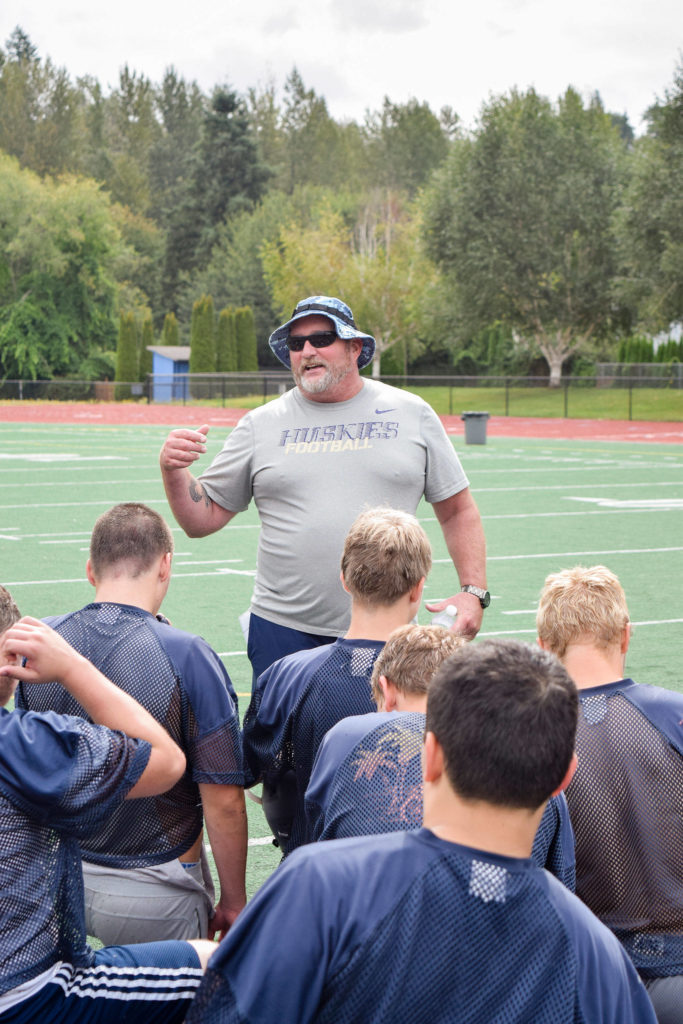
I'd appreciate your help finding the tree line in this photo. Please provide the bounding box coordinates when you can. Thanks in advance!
[1,25,681,384]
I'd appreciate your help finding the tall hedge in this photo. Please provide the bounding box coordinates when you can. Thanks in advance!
[162,311,180,346]
[235,305,258,371]
[217,307,238,372]
[114,312,138,399]
[189,294,216,373]
[139,316,154,381]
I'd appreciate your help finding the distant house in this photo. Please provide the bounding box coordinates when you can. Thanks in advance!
[148,346,190,403]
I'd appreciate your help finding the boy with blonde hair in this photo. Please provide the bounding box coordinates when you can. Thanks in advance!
[242,508,432,856]
[305,624,465,840]
[538,565,683,1023]
[306,624,575,891]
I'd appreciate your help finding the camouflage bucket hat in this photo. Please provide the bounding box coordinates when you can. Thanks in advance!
[268,296,376,369]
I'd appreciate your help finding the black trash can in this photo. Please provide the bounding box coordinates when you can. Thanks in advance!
[461,411,490,445]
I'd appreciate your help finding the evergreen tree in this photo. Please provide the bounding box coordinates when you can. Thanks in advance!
[217,307,237,372]
[189,294,216,373]
[139,315,154,380]
[114,312,138,398]
[161,311,180,346]
[235,306,258,370]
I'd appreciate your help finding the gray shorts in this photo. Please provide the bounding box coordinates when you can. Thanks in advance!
[644,975,683,1024]
[83,847,215,945]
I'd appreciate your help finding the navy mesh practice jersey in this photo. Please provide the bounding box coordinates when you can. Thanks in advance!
[567,677,683,977]
[305,711,576,890]
[187,829,655,1024]
[15,603,244,867]
[0,708,149,995]
[242,638,381,854]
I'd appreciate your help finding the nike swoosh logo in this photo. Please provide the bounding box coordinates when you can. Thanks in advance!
[375,407,397,415]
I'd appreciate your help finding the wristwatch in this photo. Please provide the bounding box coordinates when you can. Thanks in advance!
[461,585,490,609]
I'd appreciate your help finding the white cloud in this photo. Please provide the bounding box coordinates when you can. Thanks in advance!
[1,0,680,132]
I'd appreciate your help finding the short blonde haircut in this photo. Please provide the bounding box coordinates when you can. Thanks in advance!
[370,623,468,705]
[341,508,432,607]
[536,565,630,659]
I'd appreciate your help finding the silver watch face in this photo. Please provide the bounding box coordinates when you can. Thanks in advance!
[462,585,490,608]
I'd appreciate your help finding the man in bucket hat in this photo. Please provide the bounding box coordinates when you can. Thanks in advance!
[160,296,487,680]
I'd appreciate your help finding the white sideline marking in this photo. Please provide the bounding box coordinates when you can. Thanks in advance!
[480,618,683,637]
[40,539,91,545]
[567,496,683,510]
[484,509,681,520]
[174,559,242,566]
[0,454,126,462]
[476,481,683,492]
[2,477,160,489]
[434,546,683,565]
[0,499,165,511]
[248,837,275,847]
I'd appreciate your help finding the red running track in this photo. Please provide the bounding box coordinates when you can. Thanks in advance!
[0,403,681,443]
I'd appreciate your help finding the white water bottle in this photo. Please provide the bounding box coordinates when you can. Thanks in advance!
[431,604,458,629]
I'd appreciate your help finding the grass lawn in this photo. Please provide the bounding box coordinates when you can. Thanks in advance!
[2,424,682,906]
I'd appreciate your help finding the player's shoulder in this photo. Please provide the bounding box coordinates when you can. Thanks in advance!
[324,711,423,751]
[584,678,683,743]
[0,706,97,767]
[260,641,341,690]
[621,677,683,711]
[323,712,389,746]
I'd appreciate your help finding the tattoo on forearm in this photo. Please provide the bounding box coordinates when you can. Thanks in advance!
[189,480,211,508]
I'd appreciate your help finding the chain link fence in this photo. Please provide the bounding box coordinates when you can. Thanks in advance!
[1,371,681,420]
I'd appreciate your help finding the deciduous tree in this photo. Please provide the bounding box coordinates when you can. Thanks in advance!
[262,195,437,377]
[423,87,625,384]
[613,60,683,332]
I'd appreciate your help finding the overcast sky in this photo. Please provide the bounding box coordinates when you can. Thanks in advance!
[3,0,681,134]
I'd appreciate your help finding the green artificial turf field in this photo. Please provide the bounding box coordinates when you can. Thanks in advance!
[1,422,682,898]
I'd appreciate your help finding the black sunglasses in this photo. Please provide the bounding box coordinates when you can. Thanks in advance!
[286,331,338,352]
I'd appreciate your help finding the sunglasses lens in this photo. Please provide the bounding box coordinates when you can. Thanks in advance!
[287,332,337,351]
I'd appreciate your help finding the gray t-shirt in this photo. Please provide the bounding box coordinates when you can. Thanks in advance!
[199,379,469,635]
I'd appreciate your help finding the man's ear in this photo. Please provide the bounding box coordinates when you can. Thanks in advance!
[340,571,350,595]
[620,622,631,655]
[409,577,425,605]
[381,676,399,712]
[551,752,578,796]
[423,730,446,784]
[85,559,97,588]
[159,551,172,583]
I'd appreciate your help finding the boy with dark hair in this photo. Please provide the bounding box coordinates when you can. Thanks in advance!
[188,639,655,1023]
[242,507,432,856]
[538,564,683,1023]
[16,503,246,945]
[305,624,575,890]
[0,616,215,1022]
